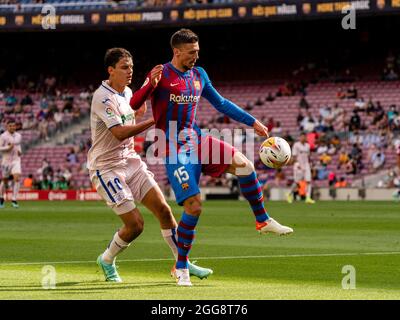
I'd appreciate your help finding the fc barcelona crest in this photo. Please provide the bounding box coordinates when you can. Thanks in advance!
[181,183,189,190]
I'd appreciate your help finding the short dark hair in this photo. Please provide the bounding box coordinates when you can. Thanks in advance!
[7,119,15,125]
[170,29,199,49]
[104,48,132,69]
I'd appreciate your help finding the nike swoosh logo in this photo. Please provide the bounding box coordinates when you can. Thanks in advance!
[170,83,179,87]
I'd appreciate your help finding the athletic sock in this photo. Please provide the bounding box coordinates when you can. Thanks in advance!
[306,183,312,198]
[0,181,4,201]
[12,181,20,202]
[101,231,131,264]
[238,171,269,223]
[161,228,178,260]
[176,212,198,269]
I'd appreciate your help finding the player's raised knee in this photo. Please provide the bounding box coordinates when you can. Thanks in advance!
[233,152,255,176]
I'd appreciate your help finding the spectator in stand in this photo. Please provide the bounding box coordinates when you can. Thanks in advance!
[372,101,385,125]
[20,94,33,106]
[349,111,361,131]
[23,174,35,190]
[319,152,332,165]
[38,117,49,141]
[330,135,341,152]
[366,98,376,115]
[40,176,53,190]
[346,85,358,99]
[301,111,317,133]
[270,121,283,136]
[5,93,17,107]
[72,105,81,123]
[306,131,318,151]
[363,129,380,148]
[336,87,346,100]
[328,171,337,187]
[299,95,310,109]
[335,177,348,188]
[13,103,23,113]
[296,111,304,128]
[316,161,329,180]
[54,110,64,132]
[266,117,275,133]
[371,150,385,172]
[315,116,328,133]
[333,109,347,132]
[66,147,78,165]
[54,176,69,190]
[265,92,275,102]
[384,69,399,81]
[316,141,328,155]
[366,143,378,163]
[388,105,398,129]
[255,97,263,106]
[22,113,37,130]
[350,143,363,163]
[345,156,357,175]
[354,98,366,112]
[349,129,363,145]
[63,97,74,113]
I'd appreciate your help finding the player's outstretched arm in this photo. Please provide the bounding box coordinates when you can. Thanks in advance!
[109,118,155,141]
[130,65,163,110]
[199,67,256,127]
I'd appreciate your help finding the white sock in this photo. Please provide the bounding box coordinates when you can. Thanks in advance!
[161,228,178,260]
[12,181,20,201]
[101,231,130,264]
[306,183,312,198]
[0,181,4,199]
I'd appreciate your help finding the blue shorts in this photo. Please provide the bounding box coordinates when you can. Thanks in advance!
[165,160,202,206]
[165,136,236,205]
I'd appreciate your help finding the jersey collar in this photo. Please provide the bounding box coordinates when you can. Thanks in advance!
[167,62,191,76]
[101,80,126,97]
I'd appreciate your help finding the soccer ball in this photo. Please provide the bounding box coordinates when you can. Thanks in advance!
[259,137,291,169]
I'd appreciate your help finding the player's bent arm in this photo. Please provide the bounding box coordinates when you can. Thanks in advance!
[130,65,163,110]
[129,80,154,110]
[109,118,155,141]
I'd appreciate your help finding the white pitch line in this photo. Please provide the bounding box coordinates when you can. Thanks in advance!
[1,251,400,267]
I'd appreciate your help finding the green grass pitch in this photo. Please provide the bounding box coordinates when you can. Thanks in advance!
[0,200,399,299]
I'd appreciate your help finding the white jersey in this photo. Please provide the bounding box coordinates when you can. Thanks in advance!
[292,141,311,168]
[0,131,22,165]
[87,80,140,171]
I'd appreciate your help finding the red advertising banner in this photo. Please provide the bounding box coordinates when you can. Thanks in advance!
[4,190,102,201]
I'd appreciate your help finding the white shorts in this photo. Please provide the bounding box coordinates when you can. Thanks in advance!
[293,165,311,182]
[1,161,21,178]
[90,158,157,215]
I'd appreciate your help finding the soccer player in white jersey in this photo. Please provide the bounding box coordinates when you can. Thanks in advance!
[287,132,315,204]
[0,120,22,209]
[88,48,212,282]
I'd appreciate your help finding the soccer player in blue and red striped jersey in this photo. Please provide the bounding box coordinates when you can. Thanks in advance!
[130,29,293,286]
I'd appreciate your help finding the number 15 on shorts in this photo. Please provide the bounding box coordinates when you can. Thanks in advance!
[174,166,189,184]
